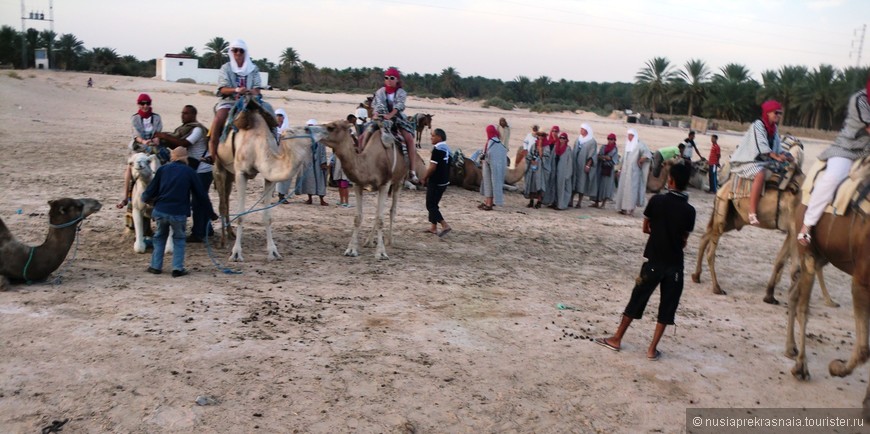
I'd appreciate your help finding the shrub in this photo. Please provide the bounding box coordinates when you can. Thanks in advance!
[482,97,514,110]
[7,71,22,80]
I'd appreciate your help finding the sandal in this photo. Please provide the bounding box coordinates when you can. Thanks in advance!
[797,226,812,247]
[748,213,760,226]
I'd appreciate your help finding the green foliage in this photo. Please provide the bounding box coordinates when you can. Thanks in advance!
[482,97,514,110]
[7,71,22,79]
[529,102,581,113]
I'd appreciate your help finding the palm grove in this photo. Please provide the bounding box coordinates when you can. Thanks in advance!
[2,26,867,131]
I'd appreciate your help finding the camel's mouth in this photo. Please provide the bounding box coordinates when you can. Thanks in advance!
[80,199,103,217]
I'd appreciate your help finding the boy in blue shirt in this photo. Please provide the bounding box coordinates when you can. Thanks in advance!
[142,147,215,277]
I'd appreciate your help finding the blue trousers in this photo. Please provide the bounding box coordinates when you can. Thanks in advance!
[708,165,718,193]
[191,171,214,238]
[150,209,187,271]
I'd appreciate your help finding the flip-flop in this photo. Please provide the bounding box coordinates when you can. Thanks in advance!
[648,349,662,361]
[594,337,620,352]
[423,229,437,235]
[438,228,452,238]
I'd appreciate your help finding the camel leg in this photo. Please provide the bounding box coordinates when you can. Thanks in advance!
[263,180,281,260]
[791,253,816,380]
[816,267,839,308]
[763,235,792,305]
[214,163,233,248]
[785,271,800,358]
[705,232,726,295]
[344,185,363,257]
[230,175,247,262]
[829,277,870,378]
[692,230,711,284]
[386,183,400,247]
[374,186,390,260]
[133,207,147,253]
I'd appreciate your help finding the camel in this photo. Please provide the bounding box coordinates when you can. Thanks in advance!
[691,164,838,306]
[688,160,711,191]
[787,200,870,413]
[646,157,679,193]
[0,198,102,289]
[449,148,527,191]
[213,98,351,261]
[414,113,434,147]
[322,120,408,260]
[128,152,171,255]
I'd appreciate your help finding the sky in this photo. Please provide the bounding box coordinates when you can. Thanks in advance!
[2,0,868,83]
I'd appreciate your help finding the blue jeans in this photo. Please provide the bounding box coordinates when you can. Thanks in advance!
[150,209,187,271]
[191,171,214,239]
[708,165,718,193]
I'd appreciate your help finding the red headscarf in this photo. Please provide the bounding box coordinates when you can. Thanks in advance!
[603,133,617,154]
[546,126,560,147]
[137,93,152,119]
[555,132,569,156]
[484,124,500,153]
[384,67,401,94]
[760,100,782,137]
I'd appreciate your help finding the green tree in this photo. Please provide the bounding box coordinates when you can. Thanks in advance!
[759,65,806,126]
[0,25,23,67]
[90,47,119,73]
[24,28,39,67]
[202,37,227,69]
[506,75,533,103]
[180,46,198,58]
[55,33,84,70]
[279,46,301,86]
[796,64,838,130]
[634,56,679,113]
[705,63,758,122]
[533,75,552,102]
[439,67,462,98]
[677,58,710,117]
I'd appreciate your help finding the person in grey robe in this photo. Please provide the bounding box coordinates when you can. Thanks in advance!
[547,132,574,210]
[295,119,329,205]
[571,123,598,208]
[612,128,652,216]
[522,127,546,208]
[592,133,620,209]
[479,125,507,210]
[540,126,561,206]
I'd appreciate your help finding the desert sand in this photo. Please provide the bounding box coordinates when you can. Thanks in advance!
[0,70,862,433]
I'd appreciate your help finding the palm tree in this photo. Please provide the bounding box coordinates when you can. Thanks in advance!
[439,67,462,98]
[180,46,198,58]
[202,37,227,69]
[796,64,838,130]
[634,57,679,114]
[90,47,119,73]
[0,25,24,67]
[533,75,552,102]
[706,63,759,122]
[279,47,301,85]
[24,28,39,67]
[55,33,84,70]
[759,65,807,126]
[677,59,710,117]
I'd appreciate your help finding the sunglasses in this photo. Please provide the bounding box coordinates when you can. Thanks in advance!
[607,138,616,141]
[231,48,245,54]
[138,101,151,106]
[774,111,783,115]
[384,76,397,80]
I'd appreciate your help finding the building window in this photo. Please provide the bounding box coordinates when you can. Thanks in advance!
[179,61,184,66]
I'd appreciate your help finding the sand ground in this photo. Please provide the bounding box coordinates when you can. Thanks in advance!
[0,70,863,433]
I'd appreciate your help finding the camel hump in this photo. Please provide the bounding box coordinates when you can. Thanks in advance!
[802,157,870,217]
[231,96,278,131]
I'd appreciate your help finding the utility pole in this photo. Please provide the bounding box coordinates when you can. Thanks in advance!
[19,0,55,69]
[850,24,866,68]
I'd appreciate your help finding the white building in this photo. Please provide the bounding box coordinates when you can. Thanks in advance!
[156,54,268,86]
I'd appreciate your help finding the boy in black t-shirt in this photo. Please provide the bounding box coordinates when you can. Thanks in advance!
[421,128,452,237]
[595,163,695,361]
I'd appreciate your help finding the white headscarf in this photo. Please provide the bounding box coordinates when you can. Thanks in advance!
[306,119,318,126]
[625,128,639,153]
[275,109,290,133]
[228,39,255,76]
[578,123,595,145]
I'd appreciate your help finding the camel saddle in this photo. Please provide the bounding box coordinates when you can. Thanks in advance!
[221,95,278,144]
[801,156,870,217]
[724,164,803,201]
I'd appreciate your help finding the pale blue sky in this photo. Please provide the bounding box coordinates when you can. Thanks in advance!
[2,0,867,82]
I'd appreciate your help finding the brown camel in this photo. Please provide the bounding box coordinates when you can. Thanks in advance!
[0,198,102,289]
[691,167,838,306]
[449,148,527,191]
[414,113,434,148]
[322,121,408,259]
[787,199,870,415]
[646,158,678,193]
[213,99,352,261]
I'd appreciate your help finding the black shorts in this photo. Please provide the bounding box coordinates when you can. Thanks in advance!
[623,262,684,325]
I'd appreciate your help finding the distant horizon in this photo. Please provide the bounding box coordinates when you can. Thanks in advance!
[2,0,867,83]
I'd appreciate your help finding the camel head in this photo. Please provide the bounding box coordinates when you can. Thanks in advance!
[309,120,355,151]
[47,198,102,226]
[129,152,159,184]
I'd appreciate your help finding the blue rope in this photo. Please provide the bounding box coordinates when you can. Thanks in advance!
[22,246,35,284]
[49,214,84,229]
[51,224,81,285]
[203,221,242,275]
